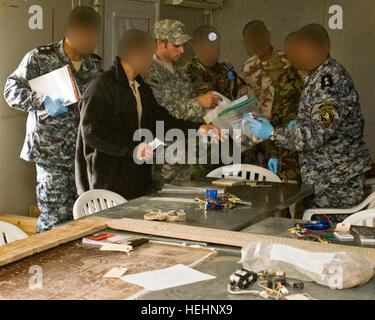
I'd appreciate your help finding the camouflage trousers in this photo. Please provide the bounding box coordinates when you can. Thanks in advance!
[307,174,365,223]
[36,164,77,233]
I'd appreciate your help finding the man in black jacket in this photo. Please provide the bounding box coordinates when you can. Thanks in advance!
[75,30,223,200]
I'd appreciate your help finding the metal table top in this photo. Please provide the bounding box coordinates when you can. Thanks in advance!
[139,255,375,300]
[243,217,375,248]
[93,179,313,231]
[139,218,375,300]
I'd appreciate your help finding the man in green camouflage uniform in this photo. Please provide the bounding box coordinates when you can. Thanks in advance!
[242,20,290,167]
[184,26,249,179]
[184,26,248,100]
[267,67,304,182]
[148,19,223,188]
[266,33,306,182]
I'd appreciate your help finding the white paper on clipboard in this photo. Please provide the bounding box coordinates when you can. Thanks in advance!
[28,65,80,116]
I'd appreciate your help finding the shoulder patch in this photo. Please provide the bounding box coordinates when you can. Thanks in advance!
[321,74,333,89]
[318,102,338,128]
[37,44,55,54]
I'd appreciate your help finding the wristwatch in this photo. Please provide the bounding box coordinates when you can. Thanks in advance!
[269,129,277,142]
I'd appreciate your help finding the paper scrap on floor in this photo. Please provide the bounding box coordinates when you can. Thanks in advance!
[103,267,128,279]
[121,264,216,291]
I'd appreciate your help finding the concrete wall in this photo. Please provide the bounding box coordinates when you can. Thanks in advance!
[0,0,73,215]
[212,0,375,159]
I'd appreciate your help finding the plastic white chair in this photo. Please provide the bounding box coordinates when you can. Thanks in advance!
[73,189,127,220]
[302,191,375,221]
[0,221,28,245]
[207,164,282,182]
[342,209,375,227]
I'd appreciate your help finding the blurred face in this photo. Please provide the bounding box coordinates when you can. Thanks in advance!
[244,27,271,57]
[67,26,100,54]
[193,42,220,68]
[285,37,298,64]
[128,41,156,74]
[156,40,185,63]
[287,38,325,71]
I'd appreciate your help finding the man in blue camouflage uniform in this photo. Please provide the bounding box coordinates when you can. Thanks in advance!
[248,24,371,222]
[4,7,103,232]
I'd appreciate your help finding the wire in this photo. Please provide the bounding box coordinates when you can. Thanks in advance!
[226,285,261,296]
[312,206,333,225]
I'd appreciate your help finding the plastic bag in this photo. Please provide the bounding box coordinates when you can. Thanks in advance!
[239,241,374,289]
[208,93,261,152]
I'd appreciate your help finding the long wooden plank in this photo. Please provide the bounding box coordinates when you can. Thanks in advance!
[0,216,110,267]
[108,218,375,266]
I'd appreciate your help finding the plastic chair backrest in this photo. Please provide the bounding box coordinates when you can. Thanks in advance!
[303,191,375,221]
[73,189,127,220]
[207,164,281,182]
[0,221,28,245]
[343,209,375,227]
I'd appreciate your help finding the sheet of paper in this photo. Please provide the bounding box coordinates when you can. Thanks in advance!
[121,264,216,291]
[148,138,166,150]
[29,65,80,116]
[103,267,128,279]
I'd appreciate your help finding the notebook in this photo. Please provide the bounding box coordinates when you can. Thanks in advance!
[28,64,80,116]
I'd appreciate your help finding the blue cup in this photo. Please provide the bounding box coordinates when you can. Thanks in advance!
[206,189,218,200]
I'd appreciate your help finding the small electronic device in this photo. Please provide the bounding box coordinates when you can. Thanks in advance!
[267,271,286,290]
[287,280,304,289]
[229,269,257,290]
[334,232,354,241]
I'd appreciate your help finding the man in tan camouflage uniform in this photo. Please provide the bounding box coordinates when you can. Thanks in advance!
[148,19,223,188]
[242,20,290,168]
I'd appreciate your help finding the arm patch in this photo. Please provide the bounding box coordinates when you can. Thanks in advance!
[318,102,339,128]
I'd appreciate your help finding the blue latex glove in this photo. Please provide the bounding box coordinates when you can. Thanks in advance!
[268,158,279,174]
[287,120,297,128]
[44,96,69,117]
[246,116,274,140]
